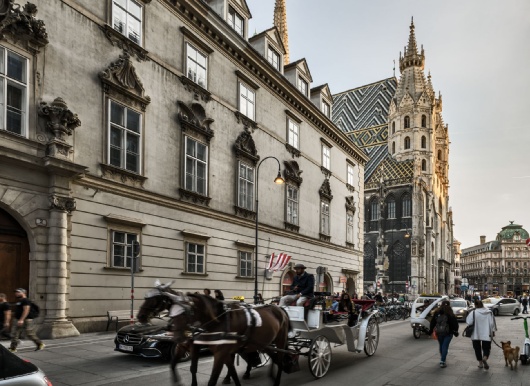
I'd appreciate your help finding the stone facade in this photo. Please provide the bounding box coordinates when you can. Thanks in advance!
[0,0,367,336]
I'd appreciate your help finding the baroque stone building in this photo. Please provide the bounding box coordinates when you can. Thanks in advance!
[461,222,530,297]
[332,20,454,296]
[0,0,367,337]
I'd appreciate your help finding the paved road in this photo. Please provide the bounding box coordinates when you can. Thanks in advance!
[3,315,530,385]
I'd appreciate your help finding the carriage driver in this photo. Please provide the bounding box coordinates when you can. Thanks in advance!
[279,263,315,306]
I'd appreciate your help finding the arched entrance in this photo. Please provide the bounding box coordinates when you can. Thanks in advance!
[0,208,30,302]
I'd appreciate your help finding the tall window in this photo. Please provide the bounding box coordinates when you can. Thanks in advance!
[184,137,208,195]
[404,136,411,150]
[370,199,379,221]
[322,101,330,117]
[239,251,253,277]
[421,135,426,148]
[267,47,280,71]
[297,76,308,96]
[239,82,255,120]
[392,121,395,134]
[322,145,331,169]
[238,162,254,210]
[320,201,330,235]
[346,211,354,244]
[421,159,426,171]
[111,231,138,268]
[186,43,207,88]
[228,6,244,36]
[186,242,205,274]
[286,185,299,225]
[347,164,355,186]
[0,48,27,136]
[387,198,396,219]
[438,150,442,160]
[109,101,141,173]
[402,194,412,217]
[421,114,427,127]
[288,119,299,149]
[392,141,395,154]
[112,0,142,45]
[404,116,410,128]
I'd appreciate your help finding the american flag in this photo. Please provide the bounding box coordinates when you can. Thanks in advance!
[267,253,291,272]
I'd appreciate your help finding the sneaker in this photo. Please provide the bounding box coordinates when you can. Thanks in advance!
[482,358,489,370]
[477,361,484,368]
[8,347,17,353]
[35,343,45,351]
[440,362,447,368]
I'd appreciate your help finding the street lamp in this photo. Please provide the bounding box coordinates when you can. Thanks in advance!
[254,156,284,304]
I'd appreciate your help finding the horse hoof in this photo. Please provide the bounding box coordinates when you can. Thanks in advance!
[242,374,250,380]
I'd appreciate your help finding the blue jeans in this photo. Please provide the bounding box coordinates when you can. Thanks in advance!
[437,334,453,362]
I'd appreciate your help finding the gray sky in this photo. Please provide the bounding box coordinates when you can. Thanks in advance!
[247,0,530,249]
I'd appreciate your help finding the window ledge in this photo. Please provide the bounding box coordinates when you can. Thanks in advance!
[234,111,257,131]
[181,272,209,277]
[346,183,355,193]
[234,206,256,220]
[100,163,147,188]
[104,266,144,272]
[101,25,148,61]
[320,166,332,178]
[179,188,211,206]
[179,75,211,102]
[235,276,255,280]
[319,233,331,242]
[284,222,300,233]
[346,242,355,250]
[285,143,301,158]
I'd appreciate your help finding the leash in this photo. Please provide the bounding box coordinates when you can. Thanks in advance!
[491,336,503,349]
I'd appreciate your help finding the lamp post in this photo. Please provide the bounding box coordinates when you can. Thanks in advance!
[254,156,284,304]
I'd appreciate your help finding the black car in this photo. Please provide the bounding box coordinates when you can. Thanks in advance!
[114,316,189,361]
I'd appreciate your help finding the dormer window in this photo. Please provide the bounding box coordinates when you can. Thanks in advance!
[297,76,308,97]
[267,46,280,71]
[112,0,142,45]
[322,101,330,117]
[228,6,244,37]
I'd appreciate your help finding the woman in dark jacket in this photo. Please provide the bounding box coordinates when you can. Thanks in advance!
[429,300,459,368]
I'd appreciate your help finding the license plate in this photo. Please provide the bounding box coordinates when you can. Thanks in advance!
[119,344,133,352]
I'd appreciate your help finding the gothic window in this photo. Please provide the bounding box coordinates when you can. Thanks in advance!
[402,194,412,217]
[387,197,396,219]
[184,136,208,195]
[239,81,255,120]
[364,243,376,281]
[370,198,379,221]
[421,159,426,171]
[228,6,244,37]
[112,0,142,45]
[392,141,395,154]
[186,43,208,89]
[238,162,254,211]
[267,46,280,71]
[320,200,330,235]
[286,184,299,225]
[421,135,426,148]
[108,101,142,173]
[421,114,427,127]
[288,118,299,149]
[0,47,27,137]
[404,116,410,128]
[404,136,411,150]
[392,121,395,134]
[437,149,442,160]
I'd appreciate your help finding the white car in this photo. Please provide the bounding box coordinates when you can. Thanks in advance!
[450,299,473,321]
[483,297,521,316]
[0,345,52,385]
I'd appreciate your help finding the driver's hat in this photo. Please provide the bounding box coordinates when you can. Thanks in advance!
[293,263,306,269]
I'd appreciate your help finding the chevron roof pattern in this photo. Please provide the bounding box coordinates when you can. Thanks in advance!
[365,155,414,189]
[332,78,397,180]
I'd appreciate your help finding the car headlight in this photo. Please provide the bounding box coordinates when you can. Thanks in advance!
[456,309,464,314]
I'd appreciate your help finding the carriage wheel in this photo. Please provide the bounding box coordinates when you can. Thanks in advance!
[308,335,332,378]
[413,327,421,339]
[364,319,379,356]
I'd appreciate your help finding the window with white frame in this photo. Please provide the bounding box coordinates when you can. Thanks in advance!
[286,185,299,225]
[387,198,396,219]
[297,76,308,96]
[184,136,208,195]
[267,46,280,71]
[238,162,254,210]
[186,43,207,88]
[112,0,142,45]
[239,82,255,120]
[109,101,141,173]
[0,47,27,136]
[186,242,205,274]
[322,144,331,169]
[322,101,330,117]
[239,251,253,277]
[287,119,299,149]
[347,164,355,186]
[346,211,354,244]
[111,231,138,268]
[228,6,244,36]
[320,200,330,235]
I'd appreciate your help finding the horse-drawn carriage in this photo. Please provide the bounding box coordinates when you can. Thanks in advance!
[137,282,379,385]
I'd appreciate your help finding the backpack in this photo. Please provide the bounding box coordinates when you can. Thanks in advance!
[28,301,40,319]
[435,313,450,336]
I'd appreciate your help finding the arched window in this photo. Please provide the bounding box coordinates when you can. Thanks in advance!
[392,141,395,154]
[421,115,427,127]
[404,116,410,128]
[392,121,395,134]
[404,136,411,149]
[421,159,426,171]
[437,150,442,160]
[402,194,411,217]
[386,196,396,219]
[421,136,426,148]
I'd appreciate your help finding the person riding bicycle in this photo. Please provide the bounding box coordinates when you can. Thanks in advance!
[279,263,314,306]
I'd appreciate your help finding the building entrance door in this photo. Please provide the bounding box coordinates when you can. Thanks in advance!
[0,208,29,303]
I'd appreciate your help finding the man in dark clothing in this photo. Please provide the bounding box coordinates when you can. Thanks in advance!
[279,263,315,306]
[522,296,528,314]
[0,293,11,339]
[9,288,44,352]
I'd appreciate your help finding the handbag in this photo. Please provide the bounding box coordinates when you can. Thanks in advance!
[463,310,475,338]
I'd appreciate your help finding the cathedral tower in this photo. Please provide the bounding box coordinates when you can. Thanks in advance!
[274,0,289,65]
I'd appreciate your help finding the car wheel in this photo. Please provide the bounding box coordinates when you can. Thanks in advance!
[493,308,499,316]
[514,308,520,316]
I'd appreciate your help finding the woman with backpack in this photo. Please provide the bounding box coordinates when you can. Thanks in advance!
[428,300,459,368]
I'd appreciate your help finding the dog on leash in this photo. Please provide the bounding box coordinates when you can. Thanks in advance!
[501,341,520,370]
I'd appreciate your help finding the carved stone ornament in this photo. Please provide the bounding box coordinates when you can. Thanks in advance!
[100,163,147,188]
[99,52,151,111]
[0,1,48,48]
[234,128,259,165]
[177,101,214,142]
[345,196,356,212]
[179,188,211,206]
[234,205,256,220]
[319,233,331,243]
[283,160,303,187]
[285,143,301,158]
[320,166,332,178]
[38,97,81,142]
[179,75,211,102]
[101,24,148,62]
[346,183,355,193]
[284,222,299,233]
[234,111,257,132]
[49,195,76,213]
[319,178,333,201]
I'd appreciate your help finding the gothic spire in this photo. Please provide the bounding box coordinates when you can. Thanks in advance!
[399,17,425,72]
[274,0,289,65]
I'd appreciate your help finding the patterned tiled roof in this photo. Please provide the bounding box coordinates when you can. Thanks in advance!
[365,155,414,190]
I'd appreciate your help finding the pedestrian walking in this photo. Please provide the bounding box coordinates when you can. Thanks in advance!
[0,293,12,340]
[429,300,459,368]
[9,288,44,352]
[466,299,497,370]
[522,296,528,314]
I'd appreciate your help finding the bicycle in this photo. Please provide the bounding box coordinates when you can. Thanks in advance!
[511,315,530,365]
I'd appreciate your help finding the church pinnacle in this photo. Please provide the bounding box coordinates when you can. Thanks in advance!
[274,0,289,65]
[399,17,425,72]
